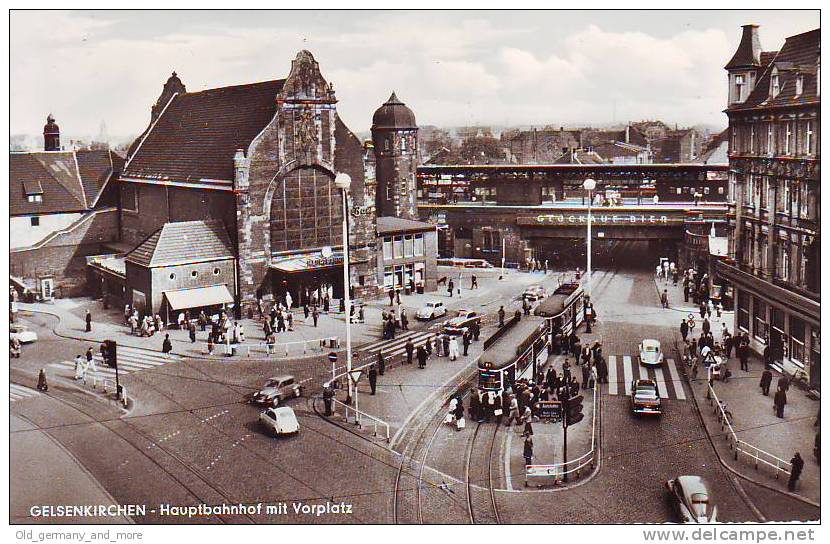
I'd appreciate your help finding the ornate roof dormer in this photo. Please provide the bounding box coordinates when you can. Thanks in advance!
[278,50,336,104]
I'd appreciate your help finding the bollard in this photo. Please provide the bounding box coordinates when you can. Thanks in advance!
[303,342,308,355]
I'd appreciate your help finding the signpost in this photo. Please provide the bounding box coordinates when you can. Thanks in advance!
[328,351,338,382]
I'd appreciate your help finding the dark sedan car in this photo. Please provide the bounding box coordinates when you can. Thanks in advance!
[630,379,662,416]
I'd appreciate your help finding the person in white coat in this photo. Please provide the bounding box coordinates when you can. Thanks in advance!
[285,291,293,310]
[74,355,86,380]
[448,336,460,361]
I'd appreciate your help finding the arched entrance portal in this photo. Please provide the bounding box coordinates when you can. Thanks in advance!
[268,166,345,307]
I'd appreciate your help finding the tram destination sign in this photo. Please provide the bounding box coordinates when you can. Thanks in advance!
[517,213,686,226]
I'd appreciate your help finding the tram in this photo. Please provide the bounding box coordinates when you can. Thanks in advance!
[533,281,585,336]
[477,317,549,397]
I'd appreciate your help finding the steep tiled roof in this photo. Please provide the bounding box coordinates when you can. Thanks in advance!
[123,79,285,185]
[125,220,235,267]
[76,149,123,206]
[733,29,819,111]
[9,153,87,215]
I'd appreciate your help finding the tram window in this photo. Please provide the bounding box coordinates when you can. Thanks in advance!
[704,187,710,194]
[677,188,682,194]
[718,187,725,194]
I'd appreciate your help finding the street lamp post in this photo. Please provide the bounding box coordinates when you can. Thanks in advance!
[334,173,354,410]
[583,178,596,298]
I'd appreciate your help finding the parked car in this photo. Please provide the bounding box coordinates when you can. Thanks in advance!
[630,379,662,416]
[441,310,481,336]
[666,475,718,523]
[416,301,447,321]
[259,406,300,436]
[638,339,664,366]
[522,286,547,302]
[9,324,37,344]
[251,375,303,406]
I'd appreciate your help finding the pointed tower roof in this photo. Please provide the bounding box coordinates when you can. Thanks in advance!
[725,24,762,69]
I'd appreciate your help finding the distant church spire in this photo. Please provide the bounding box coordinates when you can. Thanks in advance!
[44,113,60,151]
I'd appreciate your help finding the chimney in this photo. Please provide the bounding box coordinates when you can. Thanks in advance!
[725,24,762,69]
[43,114,60,151]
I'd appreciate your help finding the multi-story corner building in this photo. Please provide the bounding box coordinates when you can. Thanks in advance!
[717,25,820,388]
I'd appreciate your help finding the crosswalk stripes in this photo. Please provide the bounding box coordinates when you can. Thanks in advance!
[10,383,41,402]
[359,330,435,362]
[48,345,181,379]
[606,356,688,401]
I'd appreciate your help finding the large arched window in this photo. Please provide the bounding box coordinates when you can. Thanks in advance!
[270,166,343,254]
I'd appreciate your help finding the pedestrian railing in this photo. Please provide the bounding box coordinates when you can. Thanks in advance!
[229,337,340,358]
[85,373,128,407]
[329,398,390,442]
[525,380,600,486]
[706,383,791,479]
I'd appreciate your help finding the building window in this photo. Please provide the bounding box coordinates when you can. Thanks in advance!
[734,74,745,102]
[26,194,43,203]
[404,234,414,258]
[393,236,403,259]
[781,180,791,215]
[779,246,790,281]
[383,266,394,288]
[790,317,805,365]
[784,122,792,155]
[737,291,750,331]
[383,237,392,261]
[191,270,198,278]
[213,267,221,276]
[805,121,813,155]
[541,186,557,202]
[753,299,768,341]
[770,69,780,98]
[169,273,176,280]
[400,136,407,152]
[795,75,804,96]
[30,216,39,227]
[766,123,774,154]
[749,125,755,154]
[414,234,424,256]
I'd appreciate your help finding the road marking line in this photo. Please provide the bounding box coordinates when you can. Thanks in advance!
[665,358,686,400]
[607,355,618,395]
[504,431,514,491]
[623,355,633,395]
[653,363,669,399]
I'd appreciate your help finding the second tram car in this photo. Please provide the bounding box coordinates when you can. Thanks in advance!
[533,281,585,336]
[478,317,549,397]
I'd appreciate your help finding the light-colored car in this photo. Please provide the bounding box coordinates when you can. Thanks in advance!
[441,310,481,336]
[638,339,664,366]
[630,379,662,416]
[259,406,300,436]
[666,475,718,523]
[9,324,37,344]
[522,286,547,302]
[416,301,447,321]
[251,375,303,406]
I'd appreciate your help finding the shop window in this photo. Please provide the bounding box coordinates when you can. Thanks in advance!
[383,237,392,261]
[383,267,394,288]
[414,234,424,256]
[737,291,750,331]
[790,317,805,365]
[753,299,768,341]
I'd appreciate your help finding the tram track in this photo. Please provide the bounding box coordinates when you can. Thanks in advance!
[465,422,502,524]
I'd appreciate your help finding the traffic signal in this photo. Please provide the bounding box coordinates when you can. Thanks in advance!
[104,339,118,368]
[564,394,584,426]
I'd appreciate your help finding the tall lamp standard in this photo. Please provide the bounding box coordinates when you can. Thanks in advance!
[334,172,354,407]
[583,178,596,299]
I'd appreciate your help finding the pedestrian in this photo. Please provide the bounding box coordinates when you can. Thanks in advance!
[36,368,48,391]
[405,338,414,365]
[462,332,470,356]
[702,317,711,336]
[368,364,377,395]
[680,319,689,342]
[660,290,669,309]
[469,388,480,422]
[454,397,465,431]
[86,346,94,365]
[760,369,773,396]
[401,308,408,330]
[162,333,173,357]
[523,436,534,466]
[442,334,450,357]
[424,336,433,357]
[522,405,534,436]
[471,275,478,289]
[395,289,401,305]
[388,289,395,306]
[774,387,787,418]
[788,452,804,491]
[506,395,520,426]
[473,321,481,341]
[74,354,85,380]
[448,279,454,298]
[700,302,707,320]
[417,345,427,369]
[323,385,334,416]
[522,298,530,316]
[778,374,790,394]
[449,336,459,361]
[85,309,92,332]
[207,335,214,355]
[377,350,385,376]
[189,321,197,343]
[498,306,506,327]
[312,307,319,327]
[581,362,590,390]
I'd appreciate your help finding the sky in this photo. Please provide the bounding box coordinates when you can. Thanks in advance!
[9,9,820,143]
